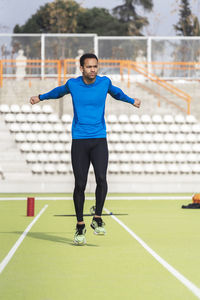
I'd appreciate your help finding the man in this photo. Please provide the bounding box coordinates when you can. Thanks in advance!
[30,53,141,245]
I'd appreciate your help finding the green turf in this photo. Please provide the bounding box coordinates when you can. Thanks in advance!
[0,195,199,300]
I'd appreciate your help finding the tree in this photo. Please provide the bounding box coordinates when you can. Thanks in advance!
[14,0,81,34]
[77,7,127,36]
[174,0,200,36]
[112,0,153,36]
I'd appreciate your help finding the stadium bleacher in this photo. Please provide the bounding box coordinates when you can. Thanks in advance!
[1,103,200,178]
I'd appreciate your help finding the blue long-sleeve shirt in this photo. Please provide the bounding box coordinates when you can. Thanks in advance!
[39,75,135,139]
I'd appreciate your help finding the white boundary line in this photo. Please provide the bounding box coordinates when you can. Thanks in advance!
[104,207,200,299]
[0,196,192,201]
[0,204,48,274]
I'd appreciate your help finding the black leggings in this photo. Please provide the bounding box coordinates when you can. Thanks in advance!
[71,138,108,222]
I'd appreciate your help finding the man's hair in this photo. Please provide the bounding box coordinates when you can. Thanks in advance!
[80,53,98,67]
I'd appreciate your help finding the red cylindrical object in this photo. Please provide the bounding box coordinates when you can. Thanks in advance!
[27,197,35,216]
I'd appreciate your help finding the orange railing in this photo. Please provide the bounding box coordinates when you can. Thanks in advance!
[0,58,193,114]
[0,59,62,87]
[121,61,191,114]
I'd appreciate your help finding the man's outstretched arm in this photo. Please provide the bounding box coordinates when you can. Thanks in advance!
[108,80,141,108]
[30,84,70,105]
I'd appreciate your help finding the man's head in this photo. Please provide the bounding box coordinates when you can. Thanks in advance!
[80,53,98,83]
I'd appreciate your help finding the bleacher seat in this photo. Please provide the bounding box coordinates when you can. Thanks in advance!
[112,124,122,133]
[163,115,174,124]
[37,133,48,143]
[59,133,71,143]
[132,164,143,173]
[20,123,32,133]
[48,133,59,143]
[26,133,37,143]
[174,115,185,124]
[57,164,68,174]
[49,153,60,163]
[179,164,191,174]
[44,164,56,174]
[38,153,49,163]
[130,153,141,163]
[131,133,142,143]
[20,143,32,153]
[32,105,42,113]
[16,114,26,123]
[169,124,180,133]
[118,114,129,123]
[0,104,10,113]
[129,114,140,124]
[145,124,157,133]
[10,104,20,114]
[185,115,196,124]
[4,114,16,123]
[32,143,43,153]
[61,114,72,124]
[21,104,32,114]
[54,143,65,153]
[37,114,48,123]
[168,164,179,174]
[53,123,65,133]
[60,153,71,163]
[32,123,42,133]
[48,114,59,123]
[27,114,37,123]
[120,164,131,173]
[152,114,162,124]
[144,164,155,174]
[123,124,133,133]
[9,123,21,133]
[43,143,54,153]
[15,133,26,143]
[157,124,169,133]
[155,164,168,174]
[42,123,53,133]
[164,133,174,143]
[114,143,125,153]
[26,153,38,163]
[31,164,43,174]
[140,114,151,124]
[42,104,53,114]
[107,114,118,124]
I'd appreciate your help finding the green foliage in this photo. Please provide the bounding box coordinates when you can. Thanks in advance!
[13,0,152,36]
[77,7,127,36]
[112,0,153,36]
[174,0,200,36]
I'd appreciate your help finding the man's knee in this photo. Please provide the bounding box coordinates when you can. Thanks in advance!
[96,175,107,187]
[75,180,87,193]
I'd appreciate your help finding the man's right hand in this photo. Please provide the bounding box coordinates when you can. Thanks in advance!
[30,96,40,105]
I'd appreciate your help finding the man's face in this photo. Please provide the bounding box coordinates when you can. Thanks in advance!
[80,58,98,81]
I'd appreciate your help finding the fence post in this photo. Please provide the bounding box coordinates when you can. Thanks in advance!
[0,60,2,87]
[127,61,130,88]
[41,34,45,80]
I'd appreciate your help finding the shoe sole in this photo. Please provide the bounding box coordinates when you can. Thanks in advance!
[91,224,106,235]
[74,239,86,245]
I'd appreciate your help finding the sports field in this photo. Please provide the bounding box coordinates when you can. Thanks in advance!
[0,193,200,300]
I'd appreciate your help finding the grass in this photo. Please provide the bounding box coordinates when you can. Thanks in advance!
[0,194,199,300]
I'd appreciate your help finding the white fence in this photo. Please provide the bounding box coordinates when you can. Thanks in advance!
[1,34,200,79]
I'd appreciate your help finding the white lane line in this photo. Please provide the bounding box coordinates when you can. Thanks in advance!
[104,207,200,299]
[0,204,48,274]
[0,196,192,201]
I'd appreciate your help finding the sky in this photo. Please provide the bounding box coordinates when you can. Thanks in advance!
[0,0,200,36]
